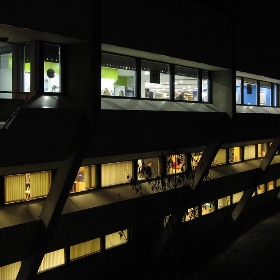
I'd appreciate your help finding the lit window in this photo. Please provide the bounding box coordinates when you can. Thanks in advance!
[0,46,13,98]
[4,171,51,203]
[101,53,135,97]
[166,154,185,174]
[102,161,132,187]
[243,78,257,105]
[201,202,214,216]
[232,191,243,204]
[0,262,21,280]
[229,147,241,163]
[257,184,265,195]
[175,65,198,101]
[70,238,101,261]
[138,158,159,180]
[44,43,61,93]
[105,230,128,249]
[218,196,231,209]
[267,181,274,191]
[259,81,271,106]
[236,77,242,104]
[244,145,256,160]
[38,249,65,272]
[141,60,170,99]
[212,149,226,166]
[71,166,97,193]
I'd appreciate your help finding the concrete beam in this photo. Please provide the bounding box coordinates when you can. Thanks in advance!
[16,112,90,280]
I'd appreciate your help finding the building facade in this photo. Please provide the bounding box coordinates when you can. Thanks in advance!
[1,1,280,279]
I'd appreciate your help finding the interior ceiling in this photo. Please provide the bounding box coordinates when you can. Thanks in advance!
[0,23,85,46]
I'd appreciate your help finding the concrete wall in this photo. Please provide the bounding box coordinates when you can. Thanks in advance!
[212,70,234,117]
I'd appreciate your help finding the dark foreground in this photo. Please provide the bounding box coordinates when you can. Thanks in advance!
[96,202,280,280]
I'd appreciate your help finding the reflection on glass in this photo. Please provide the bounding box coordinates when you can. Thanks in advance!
[175,65,198,101]
[244,78,257,105]
[260,81,271,106]
[141,60,170,99]
[44,44,61,93]
[101,53,135,97]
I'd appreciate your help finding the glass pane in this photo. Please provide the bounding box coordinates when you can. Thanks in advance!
[44,43,61,93]
[273,84,279,107]
[0,46,13,97]
[141,60,169,99]
[218,196,231,209]
[105,230,128,249]
[244,78,257,105]
[260,81,271,106]
[70,238,100,260]
[202,70,209,102]
[202,202,214,216]
[258,143,267,157]
[101,161,132,187]
[229,147,241,163]
[244,145,256,160]
[236,77,241,104]
[167,154,185,174]
[232,191,243,204]
[175,65,198,101]
[212,149,226,166]
[101,53,135,97]
[24,43,31,92]
[267,181,274,191]
[137,158,159,180]
[257,184,265,195]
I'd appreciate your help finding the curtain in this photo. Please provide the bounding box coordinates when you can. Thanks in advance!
[232,191,243,204]
[102,162,132,187]
[38,249,65,272]
[70,238,100,260]
[4,174,25,203]
[0,261,21,280]
[30,171,51,198]
[105,229,128,249]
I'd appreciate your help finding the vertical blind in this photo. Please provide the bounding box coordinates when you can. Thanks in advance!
[0,261,21,280]
[38,249,65,272]
[102,162,132,187]
[70,238,101,260]
[4,174,25,203]
[4,171,51,203]
[30,171,51,198]
[105,229,128,249]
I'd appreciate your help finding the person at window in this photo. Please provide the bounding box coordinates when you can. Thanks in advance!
[145,88,153,99]
[176,91,185,101]
[145,161,153,179]
[103,88,111,96]
[119,90,124,96]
